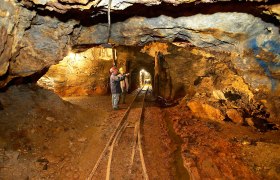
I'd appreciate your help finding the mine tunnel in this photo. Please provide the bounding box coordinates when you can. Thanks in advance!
[0,0,280,179]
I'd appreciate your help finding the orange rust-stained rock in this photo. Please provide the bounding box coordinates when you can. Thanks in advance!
[165,106,265,179]
[187,99,225,122]
[0,27,12,76]
[245,118,255,127]
[37,47,112,96]
[141,42,170,57]
[262,4,280,21]
[226,109,244,124]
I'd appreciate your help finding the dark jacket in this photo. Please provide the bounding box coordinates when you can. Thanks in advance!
[110,74,126,94]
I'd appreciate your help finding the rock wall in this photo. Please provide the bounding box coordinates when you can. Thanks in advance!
[17,0,280,24]
[94,41,279,125]
[9,15,76,77]
[74,13,280,49]
[151,43,280,125]
[0,0,77,88]
[37,47,113,96]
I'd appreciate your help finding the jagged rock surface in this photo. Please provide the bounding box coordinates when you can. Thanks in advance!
[9,15,76,76]
[0,0,77,87]
[18,0,280,21]
[37,47,113,96]
[74,13,280,50]
[1,0,279,89]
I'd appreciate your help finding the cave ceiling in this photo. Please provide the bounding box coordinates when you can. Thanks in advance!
[0,0,280,88]
[18,0,280,19]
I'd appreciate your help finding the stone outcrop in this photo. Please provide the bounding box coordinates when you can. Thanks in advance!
[226,109,244,124]
[74,13,280,50]
[263,4,280,21]
[18,0,280,21]
[0,26,12,77]
[37,47,113,96]
[138,42,277,125]
[187,99,225,122]
[0,1,19,85]
[9,15,76,77]
[0,0,77,87]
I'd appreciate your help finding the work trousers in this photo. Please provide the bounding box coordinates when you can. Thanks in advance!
[120,91,127,104]
[112,93,120,109]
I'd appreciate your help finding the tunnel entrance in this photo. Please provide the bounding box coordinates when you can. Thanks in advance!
[139,69,152,87]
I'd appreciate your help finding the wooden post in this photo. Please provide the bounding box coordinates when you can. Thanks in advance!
[112,47,116,66]
[154,51,160,96]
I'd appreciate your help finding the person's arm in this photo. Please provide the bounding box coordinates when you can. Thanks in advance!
[112,74,126,81]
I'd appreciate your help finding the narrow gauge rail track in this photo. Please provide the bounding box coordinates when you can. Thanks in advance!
[87,86,149,180]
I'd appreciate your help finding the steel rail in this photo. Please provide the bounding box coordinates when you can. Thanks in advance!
[129,87,147,167]
[86,87,143,180]
[105,87,148,180]
[137,86,149,180]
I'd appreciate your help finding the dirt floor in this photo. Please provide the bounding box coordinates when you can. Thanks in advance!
[0,84,176,179]
[0,84,280,179]
[0,84,115,179]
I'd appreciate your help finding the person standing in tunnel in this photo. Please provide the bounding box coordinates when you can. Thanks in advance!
[119,67,129,104]
[110,66,129,110]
